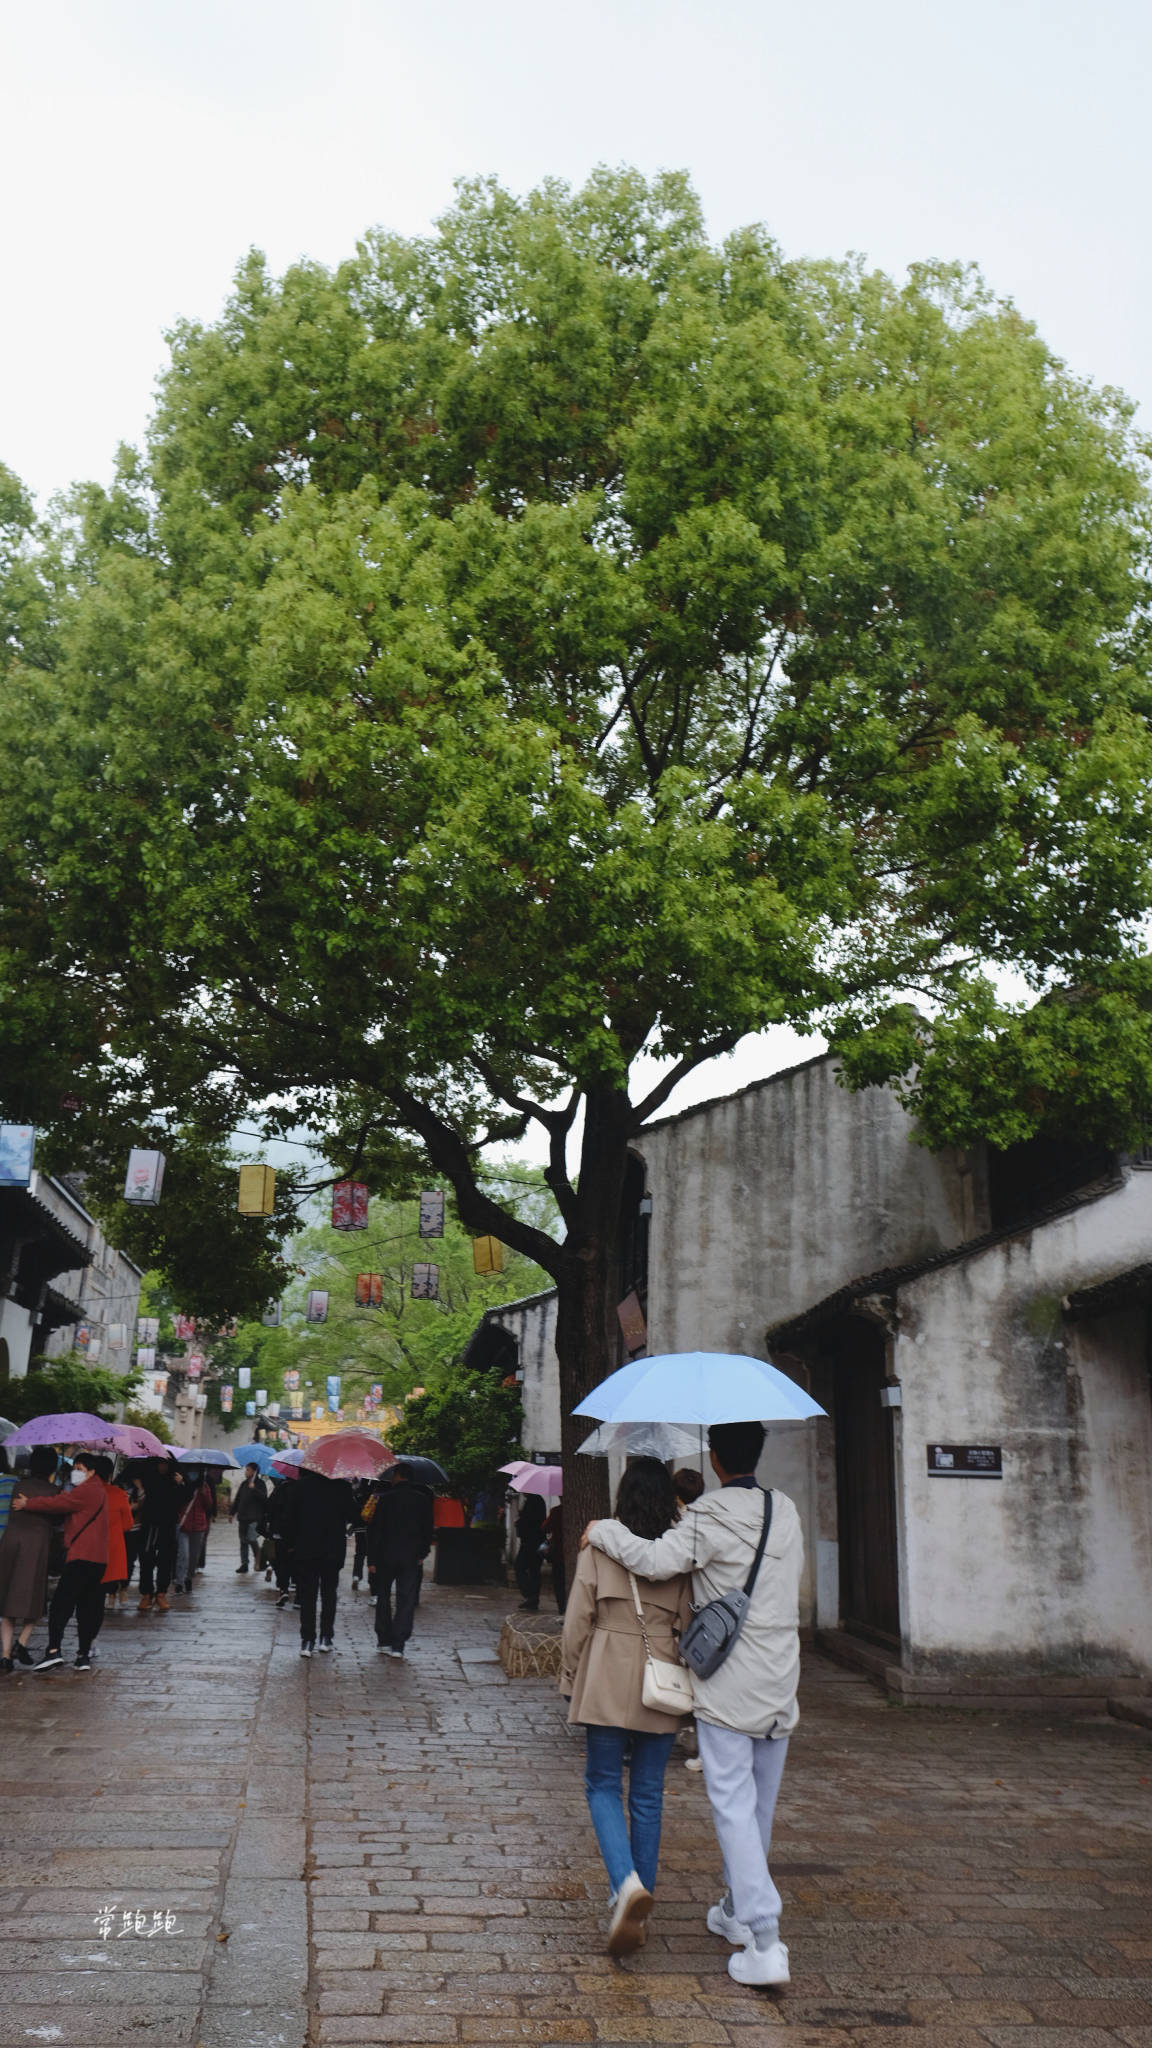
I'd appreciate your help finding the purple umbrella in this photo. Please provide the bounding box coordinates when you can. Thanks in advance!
[4,1411,114,1446]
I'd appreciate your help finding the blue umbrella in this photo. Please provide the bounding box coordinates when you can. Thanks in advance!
[572,1352,826,1427]
[229,1443,279,1474]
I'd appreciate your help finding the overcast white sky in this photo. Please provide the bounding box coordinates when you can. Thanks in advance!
[4,0,1149,1121]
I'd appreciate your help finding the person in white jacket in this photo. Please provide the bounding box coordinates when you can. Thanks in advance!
[586,1419,802,1988]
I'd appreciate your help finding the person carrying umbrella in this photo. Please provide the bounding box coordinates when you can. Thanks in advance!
[365,1465,434,1659]
[137,1456,181,1612]
[14,1450,110,1671]
[585,1420,803,1988]
[0,1447,61,1671]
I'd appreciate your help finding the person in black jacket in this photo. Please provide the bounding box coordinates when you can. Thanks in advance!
[282,1469,353,1656]
[365,1467,434,1659]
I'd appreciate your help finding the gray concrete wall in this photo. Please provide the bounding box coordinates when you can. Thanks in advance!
[893,1170,1152,1677]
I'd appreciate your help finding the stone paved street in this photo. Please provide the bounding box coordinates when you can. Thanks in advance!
[0,1546,1149,2048]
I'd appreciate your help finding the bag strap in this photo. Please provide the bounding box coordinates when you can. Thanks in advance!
[741,1489,773,1599]
[627,1571,657,1662]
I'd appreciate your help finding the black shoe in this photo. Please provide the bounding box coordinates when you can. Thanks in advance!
[74,1654,93,1672]
[33,1648,63,1672]
[12,1643,33,1667]
[275,1593,291,1609]
[0,1657,12,1674]
[236,1565,249,1574]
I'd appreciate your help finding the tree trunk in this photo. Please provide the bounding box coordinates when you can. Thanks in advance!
[554,1085,635,1585]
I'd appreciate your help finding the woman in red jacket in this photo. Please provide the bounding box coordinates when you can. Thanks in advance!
[14,1452,110,1672]
[92,1454,135,1609]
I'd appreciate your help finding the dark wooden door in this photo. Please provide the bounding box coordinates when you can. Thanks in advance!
[834,1325,900,1645]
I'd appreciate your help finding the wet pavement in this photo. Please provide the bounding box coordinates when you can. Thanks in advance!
[0,1544,1149,2046]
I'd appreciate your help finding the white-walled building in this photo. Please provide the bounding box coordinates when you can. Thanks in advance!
[469,1054,1152,1708]
[0,1169,142,1391]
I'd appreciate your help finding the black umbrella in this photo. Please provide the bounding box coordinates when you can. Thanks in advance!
[391,1454,449,1486]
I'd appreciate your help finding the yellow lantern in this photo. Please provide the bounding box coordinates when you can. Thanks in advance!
[237,1164,276,1216]
[473,1235,503,1275]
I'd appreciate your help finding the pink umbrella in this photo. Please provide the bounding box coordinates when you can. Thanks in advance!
[83,1422,173,1459]
[271,1449,305,1479]
[509,1463,564,1498]
[499,1460,533,1477]
[300,1429,397,1482]
[5,1412,116,1446]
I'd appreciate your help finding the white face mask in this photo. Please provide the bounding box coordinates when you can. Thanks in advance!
[70,1469,88,1487]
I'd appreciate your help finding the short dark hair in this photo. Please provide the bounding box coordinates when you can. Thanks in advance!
[72,1452,99,1475]
[29,1446,58,1478]
[614,1457,678,1540]
[92,1454,114,1482]
[672,1467,704,1506]
[708,1421,765,1475]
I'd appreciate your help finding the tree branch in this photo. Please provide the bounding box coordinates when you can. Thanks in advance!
[386,1085,567,1279]
[629,1034,742,1128]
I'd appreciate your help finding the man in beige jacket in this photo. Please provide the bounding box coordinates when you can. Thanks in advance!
[587,1420,802,1987]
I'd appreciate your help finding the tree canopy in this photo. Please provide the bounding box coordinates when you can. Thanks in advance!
[3,167,1152,1521]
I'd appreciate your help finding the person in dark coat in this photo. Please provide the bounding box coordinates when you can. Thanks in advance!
[365,1467,434,1659]
[514,1491,547,1612]
[229,1465,268,1573]
[0,1447,60,1671]
[137,1457,182,1611]
[281,1468,353,1656]
[265,1478,297,1609]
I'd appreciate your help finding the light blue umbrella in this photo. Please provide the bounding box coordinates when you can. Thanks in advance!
[229,1442,279,1474]
[572,1352,826,1427]
[176,1446,235,1468]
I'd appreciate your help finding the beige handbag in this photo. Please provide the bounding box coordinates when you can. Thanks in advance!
[628,1572,695,1716]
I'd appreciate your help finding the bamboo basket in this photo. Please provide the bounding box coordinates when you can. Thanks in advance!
[498,1612,564,1678]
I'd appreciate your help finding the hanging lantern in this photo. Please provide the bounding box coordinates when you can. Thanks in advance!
[220,1384,234,1414]
[419,1190,445,1238]
[238,1367,251,1390]
[238,1164,276,1216]
[107,1324,126,1349]
[173,1314,196,1340]
[245,1400,256,1417]
[186,1353,204,1380]
[261,1301,282,1327]
[284,1369,300,1391]
[326,1375,341,1414]
[255,1389,267,1408]
[332,1180,368,1230]
[137,1316,159,1345]
[136,1345,156,1370]
[473,1235,503,1276]
[412,1262,440,1301]
[0,1126,35,1188]
[124,1148,165,1205]
[355,1273,382,1309]
[305,1290,329,1324]
[371,1382,383,1403]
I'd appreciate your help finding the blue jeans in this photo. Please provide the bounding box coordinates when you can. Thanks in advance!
[584,1726,676,1896]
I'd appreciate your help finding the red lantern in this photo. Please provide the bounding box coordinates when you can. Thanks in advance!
[332,1180,369,1230]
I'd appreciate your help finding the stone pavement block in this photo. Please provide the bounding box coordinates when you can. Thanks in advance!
[317,2020,460,2042]
[590,2023,729,2043]
[460,2025,593,2043]
[0,2007,200,2045]
[195,2008,309,2048]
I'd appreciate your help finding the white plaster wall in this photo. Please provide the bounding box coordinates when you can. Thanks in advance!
[637,1056,972,1630]
[0,1298,35,1380]
[895,1171,1152,1676]
[490,1294,561,1460]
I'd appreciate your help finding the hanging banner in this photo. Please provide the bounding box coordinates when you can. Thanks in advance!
[326,1375,341,1415]
[0,1126,35,1187]
[237,1164,276,1216]
[238,1366,251,1390]
[305,1291,329,1324]
[173,1314,196,1340]
[261,1302,282,1327]
[137,1316,159,1345]
[220,1384,234,1413]
[136,1345,156,1370]
[412,1262,440,1301]
[473,1235,503,1276]
[419,1190,445,1238]
[124,1149,165,1205]
[332,1179,368,1231]
[355,1273,382,1309]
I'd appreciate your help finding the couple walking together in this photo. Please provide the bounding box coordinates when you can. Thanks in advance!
[561,1420,801,1987]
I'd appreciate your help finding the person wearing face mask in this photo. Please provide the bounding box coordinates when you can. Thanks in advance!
[13,1450,110,1671]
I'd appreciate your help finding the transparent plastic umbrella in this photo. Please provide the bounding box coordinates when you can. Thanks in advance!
[576,1420,706,1461]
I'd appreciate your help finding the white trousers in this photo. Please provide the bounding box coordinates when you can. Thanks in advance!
[696,1722,790,1935]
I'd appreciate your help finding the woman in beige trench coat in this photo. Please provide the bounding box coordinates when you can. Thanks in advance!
[561,1458,693,1958]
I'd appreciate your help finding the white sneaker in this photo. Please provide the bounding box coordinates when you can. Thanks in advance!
[728,1937,790,1987]
[318,1638,333,1654]
[606,1871,653,1958]
[707,1893,752,1944]
[300,1643,313,1658]
[684,1755,703,1772]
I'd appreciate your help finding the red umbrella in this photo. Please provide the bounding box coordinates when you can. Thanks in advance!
[300,1429,397,1482]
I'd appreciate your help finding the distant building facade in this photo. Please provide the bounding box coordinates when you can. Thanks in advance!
[0,1169,142,1390]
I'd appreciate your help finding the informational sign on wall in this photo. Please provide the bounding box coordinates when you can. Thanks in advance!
[927,1444,1003,1478]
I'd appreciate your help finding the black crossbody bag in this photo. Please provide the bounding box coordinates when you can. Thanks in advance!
[679,1489,773,1680]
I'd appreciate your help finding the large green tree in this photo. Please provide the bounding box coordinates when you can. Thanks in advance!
[3,170,1152,1538]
